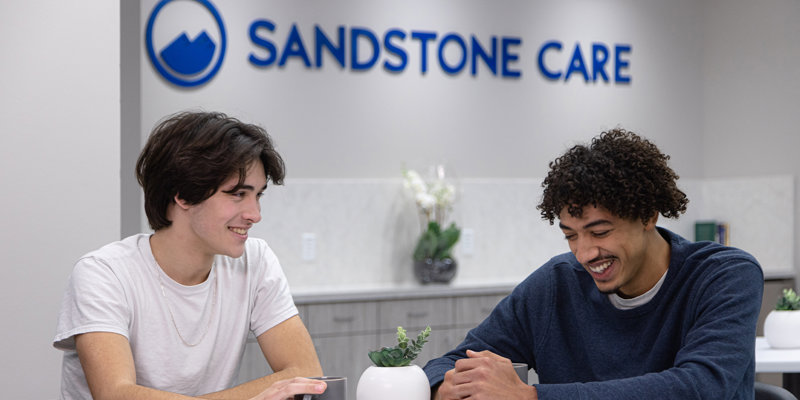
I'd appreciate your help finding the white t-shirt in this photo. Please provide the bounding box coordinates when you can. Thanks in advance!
[53,234,298,399]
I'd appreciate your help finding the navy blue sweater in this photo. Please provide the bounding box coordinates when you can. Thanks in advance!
[424,228,763,399]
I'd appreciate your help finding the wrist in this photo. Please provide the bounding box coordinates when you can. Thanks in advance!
[527,384,538,400]
[431,383,442,400]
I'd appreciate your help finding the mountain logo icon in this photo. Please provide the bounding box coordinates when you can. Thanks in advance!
[145,0,227,88]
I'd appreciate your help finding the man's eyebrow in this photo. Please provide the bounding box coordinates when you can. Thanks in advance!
[559,219,613,231]
[224,183,268,193]
[244,184,268,192]
[583,219,613,229]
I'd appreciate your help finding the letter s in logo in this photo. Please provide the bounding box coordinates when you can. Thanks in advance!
[145,0,227,88]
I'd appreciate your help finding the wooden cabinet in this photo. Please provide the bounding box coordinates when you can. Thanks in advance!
[235,286,514,400]
[304,301,380,389]
[306,302,379,336]
[456,294,507,326]
[312,333,378,390]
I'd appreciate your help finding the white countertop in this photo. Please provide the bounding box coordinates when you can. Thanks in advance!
[756,337,800,373]
[289,271,794,305]
[291,281,518,304]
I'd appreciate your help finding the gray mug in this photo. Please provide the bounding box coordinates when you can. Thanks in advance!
[294,376,347,400]
[512,363,528,384]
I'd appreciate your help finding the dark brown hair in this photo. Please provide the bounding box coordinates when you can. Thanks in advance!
[135,111,285,230]
[537,128,688,225]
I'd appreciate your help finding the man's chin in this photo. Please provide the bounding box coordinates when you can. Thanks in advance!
[593,282,620,295]
[220,246,246,259]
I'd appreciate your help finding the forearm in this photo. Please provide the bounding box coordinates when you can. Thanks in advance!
[78,332,206,400]
[206,316,323,400]
[92,382,201,400]
[533,365,722,400]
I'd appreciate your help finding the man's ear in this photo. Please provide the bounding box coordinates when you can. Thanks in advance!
[644,213,659,230]
[174,194,192,210]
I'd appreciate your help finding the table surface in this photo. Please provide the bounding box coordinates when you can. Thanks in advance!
[756,337,800,373]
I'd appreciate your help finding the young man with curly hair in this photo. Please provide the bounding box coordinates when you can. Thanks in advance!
[424,129,764,399]
[54,112,327,400]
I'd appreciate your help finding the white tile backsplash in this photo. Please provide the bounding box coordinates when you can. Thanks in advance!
[250,175,794,291]
[701,176,794,274]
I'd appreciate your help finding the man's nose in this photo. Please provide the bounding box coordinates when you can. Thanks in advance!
[573,237,600,264]
[243,198,262,224]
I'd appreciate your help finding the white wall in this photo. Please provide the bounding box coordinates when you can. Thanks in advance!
[0,1,120,398]
[701,0,800,277]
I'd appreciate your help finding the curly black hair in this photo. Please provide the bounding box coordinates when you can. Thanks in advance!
[537,128,688,225]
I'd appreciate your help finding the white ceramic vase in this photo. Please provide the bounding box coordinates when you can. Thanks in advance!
[764,309,800,348]
[356,365,430,400]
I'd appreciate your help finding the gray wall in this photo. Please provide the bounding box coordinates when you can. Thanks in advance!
[138,0,707,181]
[701,0,800,283]
[0,1,120,399]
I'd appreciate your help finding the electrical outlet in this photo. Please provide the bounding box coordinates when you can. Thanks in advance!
[302,233,316,261]
[462,228,475,256]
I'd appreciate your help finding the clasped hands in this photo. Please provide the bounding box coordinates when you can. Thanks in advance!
[436,350,536,400]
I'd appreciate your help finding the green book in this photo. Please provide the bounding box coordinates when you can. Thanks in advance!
[694,221,717,242]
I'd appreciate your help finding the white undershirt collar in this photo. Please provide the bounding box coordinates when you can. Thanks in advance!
[608,268,668,310]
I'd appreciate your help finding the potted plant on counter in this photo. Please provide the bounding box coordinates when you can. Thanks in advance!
[413,221,460,283]
[764,288,800,348]
[356,326,432,400]
[403,167,460,284]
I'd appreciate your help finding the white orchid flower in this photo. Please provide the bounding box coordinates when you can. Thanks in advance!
[403,167,458,237]
[428,181,455,207]
[415,192,436,211]
[403,170,428,194]
[439,184,456,206]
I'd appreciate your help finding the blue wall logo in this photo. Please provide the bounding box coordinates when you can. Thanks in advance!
[145,0,227,88]
[144,2,632,86]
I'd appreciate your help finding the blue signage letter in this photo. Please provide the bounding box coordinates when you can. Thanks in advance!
[439,33,467,75]
[384,29,408,73]
[351,27,380,70]
[537,40,562,80]
[565,42,589,82]
[411,31,437,74]
[471,36,497,76]
[592,43,609,82]
[615,44,632,83]
[248,19,277,67]
[315,25,345,68]
[501,37,522,78]
[279,24,312,67]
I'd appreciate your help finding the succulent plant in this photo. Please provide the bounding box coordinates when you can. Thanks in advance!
[776,288,800,311]
[368,326,431,367]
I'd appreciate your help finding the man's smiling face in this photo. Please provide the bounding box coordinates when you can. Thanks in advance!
[558,205,656,298]
[184,160,267,260]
